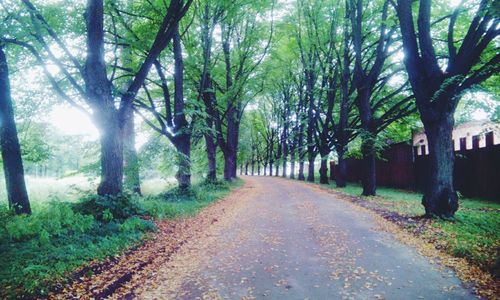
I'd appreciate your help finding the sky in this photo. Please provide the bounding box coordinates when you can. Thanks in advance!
[48,104,150,149]
[49,105,99,139]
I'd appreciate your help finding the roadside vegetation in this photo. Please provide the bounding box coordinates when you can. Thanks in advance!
[0,178,241,299]
[323,182,500,277]
[0,0,498,298]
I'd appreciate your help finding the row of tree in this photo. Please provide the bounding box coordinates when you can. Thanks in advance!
[0,0,498,218]
[1,0,274,214]
[236,0,499,218]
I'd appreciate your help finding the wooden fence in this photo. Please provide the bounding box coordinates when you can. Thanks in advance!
[330,140,500,201]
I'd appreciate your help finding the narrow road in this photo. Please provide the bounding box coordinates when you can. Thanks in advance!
[135,176,474,299]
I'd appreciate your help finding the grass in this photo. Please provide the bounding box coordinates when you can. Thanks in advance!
[142,179,244,219]
[323,181,500,276]
[0,177,242,299]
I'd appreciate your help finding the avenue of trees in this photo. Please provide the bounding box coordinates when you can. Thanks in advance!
[0,0,498,218]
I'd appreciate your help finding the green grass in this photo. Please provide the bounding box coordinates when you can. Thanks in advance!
[324,181,500,275]
[142,179,244,219]
[0,175,177,207]
[0,177,242,299]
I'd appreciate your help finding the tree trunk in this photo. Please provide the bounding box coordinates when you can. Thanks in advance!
[225,109,240,179]
[282,153,287,178]
[251,160,255,175]
[335,148,347,188]
[319,154,329,184]
[96,110,124,196]
[307,153,315,182]
[275,162,279,177]
[173,134,191,190]
[361,138,376,196]
[245,162,248,175]
[204,121,217,182]
[263,162,267,176]
[257,163,261,175]
[123,111,141,195]
[422,115,458,217]
[290,149,296,179]
[85,0,123,196]
[298,159,305,180]
[269,161,273,176]
[223,150,236,180]
[0,45,31,215]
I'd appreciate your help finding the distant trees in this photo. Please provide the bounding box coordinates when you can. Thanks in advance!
[191,0,273,181]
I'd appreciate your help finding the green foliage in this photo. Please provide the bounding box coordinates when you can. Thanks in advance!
[72,193,145,221]
[18,122,52,164]
[0,177,241,298]
[0,202,153,298]
[142,179,243,219]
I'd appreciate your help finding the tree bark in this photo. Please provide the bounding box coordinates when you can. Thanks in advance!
[319,154,329,184]
[172,134,191,190]
[289,146,296,179]
[361,140,376,196]
[307,153,315,182]
[0,45,31,215]
[282,151,287,178]
[335,147,347,188]
[123,111,141,195]
[205,129,217,182]
[222,105,240,180]
[95,109,124,196]
[421,114,458,217]
[298,158,305,180]
[224,150,237,180]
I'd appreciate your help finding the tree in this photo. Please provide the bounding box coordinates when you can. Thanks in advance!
[395,0,499,217]
[199,0,273,180]
[195,1,223,182]
[332,2,358,188]
[135,24,193,189]
[296,0,320,182]
[123,110,142,195]
[350,0,415,195]
[0,44,31,214]
[11,0,192,195]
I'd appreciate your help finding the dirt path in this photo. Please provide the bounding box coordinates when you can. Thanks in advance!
[130,176,474,299]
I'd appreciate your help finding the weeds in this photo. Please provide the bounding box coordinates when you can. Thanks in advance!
[142,179,243,219]
[0,178,242,298]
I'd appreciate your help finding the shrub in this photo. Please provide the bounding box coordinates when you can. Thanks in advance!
[0,199,154,298]
[72,193,145,221]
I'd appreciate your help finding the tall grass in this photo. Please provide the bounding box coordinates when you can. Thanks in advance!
[0,176,242,298]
